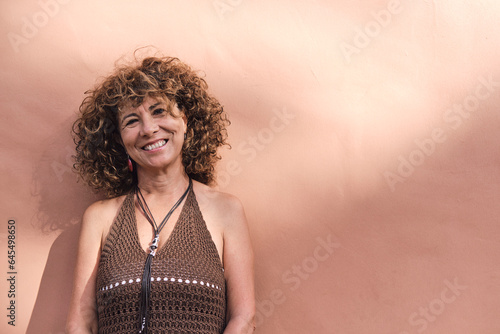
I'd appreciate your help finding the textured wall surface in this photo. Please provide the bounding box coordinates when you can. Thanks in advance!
[1,1,500,333]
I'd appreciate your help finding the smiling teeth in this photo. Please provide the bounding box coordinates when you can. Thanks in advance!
[144,140,167,151]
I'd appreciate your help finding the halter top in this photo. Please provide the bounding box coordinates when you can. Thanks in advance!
[96,187,226,333]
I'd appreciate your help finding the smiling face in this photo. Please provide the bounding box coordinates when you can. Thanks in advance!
[118,95,187,174]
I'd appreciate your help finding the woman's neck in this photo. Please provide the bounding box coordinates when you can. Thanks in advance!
[136,163,190,196]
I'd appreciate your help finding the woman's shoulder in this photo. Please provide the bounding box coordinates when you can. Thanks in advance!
[192,181,246,227]
[76,193,131,249]
[193,181,243,211]
[82,194,129,228]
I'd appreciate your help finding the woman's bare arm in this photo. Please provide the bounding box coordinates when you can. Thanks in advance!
[66,202,109,334]
[222,195,255,334]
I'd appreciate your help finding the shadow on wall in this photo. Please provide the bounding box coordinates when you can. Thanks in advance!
[26,224,80,334]
[27,118,100,334]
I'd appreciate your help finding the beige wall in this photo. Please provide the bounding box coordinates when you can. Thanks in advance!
[2,0,500,333]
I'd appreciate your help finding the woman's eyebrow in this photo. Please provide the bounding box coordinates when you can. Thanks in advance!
[121,112,137,123]
[149,102,162,110]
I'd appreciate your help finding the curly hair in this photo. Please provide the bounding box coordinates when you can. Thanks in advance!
[73,56,230,198]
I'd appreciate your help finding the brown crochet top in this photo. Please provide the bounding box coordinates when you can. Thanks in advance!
[96,187,226,333]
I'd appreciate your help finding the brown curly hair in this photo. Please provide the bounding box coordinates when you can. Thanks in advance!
[73,56,230,198]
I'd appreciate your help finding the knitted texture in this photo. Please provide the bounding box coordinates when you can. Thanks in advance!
[96,187,226,333]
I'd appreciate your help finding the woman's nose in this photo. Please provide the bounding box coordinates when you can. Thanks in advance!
[140,114,159,136]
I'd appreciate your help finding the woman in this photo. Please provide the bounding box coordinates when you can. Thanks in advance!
[67,56,255,334]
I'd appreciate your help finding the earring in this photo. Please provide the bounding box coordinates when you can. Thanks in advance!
[127,155,134,172]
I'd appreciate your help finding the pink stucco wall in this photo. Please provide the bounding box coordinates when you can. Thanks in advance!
[1,0,500,333]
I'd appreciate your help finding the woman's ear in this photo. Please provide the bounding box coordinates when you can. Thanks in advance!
[116,129,125,147]
[182,113,188,133]
[115,113,125,147]
[114,130,126,151]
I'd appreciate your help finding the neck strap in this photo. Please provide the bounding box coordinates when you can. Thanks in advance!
[135,178,192,333]
[135,178,192,254]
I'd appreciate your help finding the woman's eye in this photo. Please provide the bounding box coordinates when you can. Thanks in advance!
[125,119,138,126]
[153,108,166,115]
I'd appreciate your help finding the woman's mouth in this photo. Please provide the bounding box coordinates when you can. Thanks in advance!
[143,139,167,151]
